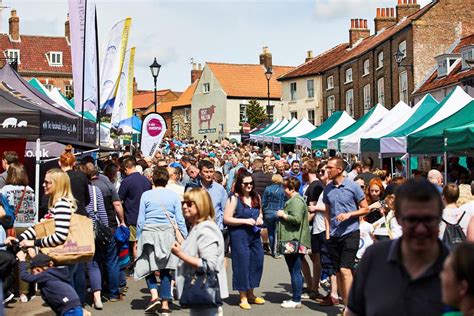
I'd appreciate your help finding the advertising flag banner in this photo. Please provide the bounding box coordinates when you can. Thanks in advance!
[99,17,132,114]
[140,113,167,157]
[111,47,135,132]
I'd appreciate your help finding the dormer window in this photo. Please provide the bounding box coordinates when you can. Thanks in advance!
[5,49,20,64]
[47,51,63,66]
[203,83,210,93]
[435,54,461,77]
[460,45,474,70]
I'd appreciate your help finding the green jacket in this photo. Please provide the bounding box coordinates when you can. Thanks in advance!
[278,194,311,249]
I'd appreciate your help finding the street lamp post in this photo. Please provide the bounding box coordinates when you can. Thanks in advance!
[149,58,161,113]
[394,49,413,70]
[265,67,273,119]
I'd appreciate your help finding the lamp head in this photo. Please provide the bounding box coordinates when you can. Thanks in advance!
[150,58,161,78]
[265,67,273,81]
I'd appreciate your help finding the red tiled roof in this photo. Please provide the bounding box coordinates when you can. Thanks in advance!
[207,63,295,99]
[415,34,474,94]
[279,1,436,80]
[0,34,72,74]
[144,100,178,115]
[133,89,180,109]
[172,80,198,108]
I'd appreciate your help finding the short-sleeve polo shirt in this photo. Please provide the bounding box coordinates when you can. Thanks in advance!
[323,178,365,237]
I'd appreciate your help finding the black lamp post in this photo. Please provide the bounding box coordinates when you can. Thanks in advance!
[265,67,273,118]
[149,58,161,113]
[394,49,413,70]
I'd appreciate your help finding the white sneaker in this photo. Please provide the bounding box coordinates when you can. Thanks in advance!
[301,292,310,299]
[19,294,28,303]
[280,300,302,308]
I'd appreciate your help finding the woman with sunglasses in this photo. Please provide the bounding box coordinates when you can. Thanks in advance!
[172,188,229,316]
[276,176,311,309]
[134,167,188,315]
[224,171,265,310]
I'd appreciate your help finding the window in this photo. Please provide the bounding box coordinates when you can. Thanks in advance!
[345,89,354,117]
[327,76,334,90]
[5,49,20,64]
[184,108,191,123]
[399,71,408,104]
[266,105,274,121]
[363,59,370,76]
[307,79,314,99]
[239,104,248,122]
[377,77,385,105]
[290,112,298,119]
[345,68,353,83]
[290,82,297,101]
[44,84,53,91]
[377,52,384,69]
[327,95,336,117]
[437,59,448,77]
[363,84,371,114]
[48,51,63,66]
[461,46,474,70]
[398,41,407,59]
[203,83,210,93]
[307,109,315,125]
[65,85,73,99]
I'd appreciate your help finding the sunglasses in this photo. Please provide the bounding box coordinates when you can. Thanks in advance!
[242,181,254,186]
[181,200,195,208]
[400,215,441,228]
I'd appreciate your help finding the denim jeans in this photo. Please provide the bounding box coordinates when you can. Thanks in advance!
[63,305,83,316]
[145,269,172,300]
[86,238,120,298]
[284,254,304,302]
[264,212,279,256]
[68,263,86,305]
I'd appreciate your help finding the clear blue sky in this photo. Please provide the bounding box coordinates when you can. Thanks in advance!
[3,0,431,92]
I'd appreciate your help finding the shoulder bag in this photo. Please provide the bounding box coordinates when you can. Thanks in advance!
[179,258,223,308]
[161,203,185,245]
[278,197,306,255]
[4,186,27,236]
[91,186,113,248]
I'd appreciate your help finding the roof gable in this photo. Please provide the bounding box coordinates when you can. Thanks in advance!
[172,80,198,109]
[206,62,295,99]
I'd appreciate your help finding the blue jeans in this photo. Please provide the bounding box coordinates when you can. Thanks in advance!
[284,254,303,302]
[264,212,278,256]
[68,263,86,305]
[87,239,121,299]
[63,306,83,316]
[145,269,172,300]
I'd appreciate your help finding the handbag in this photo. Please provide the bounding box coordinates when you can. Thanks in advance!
[179,258,223,308]
[161,204,185,245]
[1,186,26,235]
[278,202,306,255]
[91,186,113,248]
[35,200,95,264]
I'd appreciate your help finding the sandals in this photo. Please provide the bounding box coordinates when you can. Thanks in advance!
[249,297,265,305]
[239,301,252,310]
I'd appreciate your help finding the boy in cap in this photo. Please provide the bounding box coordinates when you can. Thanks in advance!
[17,251,83,315]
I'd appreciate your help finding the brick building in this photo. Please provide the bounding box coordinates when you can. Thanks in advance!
[0,10,73,96]
[413,34,474,103]
[317,0,474,120]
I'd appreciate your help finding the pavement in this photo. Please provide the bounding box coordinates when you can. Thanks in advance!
[5,254,343,316]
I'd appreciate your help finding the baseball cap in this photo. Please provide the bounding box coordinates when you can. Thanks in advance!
[30,253,53,268]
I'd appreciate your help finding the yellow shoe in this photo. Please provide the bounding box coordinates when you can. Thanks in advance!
[249,297,265,305]
[239,301,252,310]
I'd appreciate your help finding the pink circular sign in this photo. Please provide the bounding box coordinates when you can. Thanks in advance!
[147,118,163,137]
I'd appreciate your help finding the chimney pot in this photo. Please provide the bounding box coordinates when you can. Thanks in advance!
[9,9,20,41]
[305,50,314,62]
[65,13,70,41]
[259,46,272,70]
[191,62,203,84]
[391,8,395,16]
[377,8,380,17]
[198,63,202,70]
[364,20,367,29]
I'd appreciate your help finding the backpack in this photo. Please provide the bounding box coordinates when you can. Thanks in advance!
[442,212,466,251]
[0,193,15,229]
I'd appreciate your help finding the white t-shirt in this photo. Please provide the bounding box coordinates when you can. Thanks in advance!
[357,221,374,260]
[372,211,402,239]
[312,193,326,234]
[439,206,473,238]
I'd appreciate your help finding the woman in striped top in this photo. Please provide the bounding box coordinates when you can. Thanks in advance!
[13,168,77,248]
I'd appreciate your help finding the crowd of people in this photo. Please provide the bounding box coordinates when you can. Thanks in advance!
[0,138,474,315]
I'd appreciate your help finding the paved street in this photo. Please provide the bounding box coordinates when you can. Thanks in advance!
[5,254,342,316]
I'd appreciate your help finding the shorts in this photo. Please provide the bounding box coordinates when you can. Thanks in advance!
[129,225,137,242]
[327,230,360,271]
[311,232,335,276]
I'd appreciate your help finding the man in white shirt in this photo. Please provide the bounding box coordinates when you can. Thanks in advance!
[166,167,185,200]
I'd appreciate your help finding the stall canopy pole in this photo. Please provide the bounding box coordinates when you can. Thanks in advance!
[444,151,448,185]
[34,138,41,222]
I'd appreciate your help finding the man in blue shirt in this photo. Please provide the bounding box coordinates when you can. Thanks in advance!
[323,157,369,308]
[286,160,304,195]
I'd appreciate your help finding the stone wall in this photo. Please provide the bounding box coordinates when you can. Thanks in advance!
[172,107,192,139]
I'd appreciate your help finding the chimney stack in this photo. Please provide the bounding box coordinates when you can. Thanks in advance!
[9,10,19,41]
[349,18,370,47]
[374,7,396,34]
[259,46,272,70]
[305,50,314,62]
[191,62,203,84]
[133,77,138,95]
[396,0,420,22]
[65,14,70,42]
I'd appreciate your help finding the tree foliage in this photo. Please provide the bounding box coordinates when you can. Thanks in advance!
[246,99,267,128]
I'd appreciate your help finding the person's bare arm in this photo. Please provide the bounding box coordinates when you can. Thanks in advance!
[223,196,255,227]
[324,204,331,240]
[113,201,125,225]
[467,217,474,241]
[336,199,370,222]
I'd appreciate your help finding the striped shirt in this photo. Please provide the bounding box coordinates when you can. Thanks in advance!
[85,185,109,227]
[20,198,74,248]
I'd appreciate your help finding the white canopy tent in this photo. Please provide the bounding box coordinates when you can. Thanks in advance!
[249,119,281,140]
[328,104,389,151]
[340,102,413,154]
[273,118,315,144]
[263,118,298,142]
[380,86,473,155]
[296,111,355,149]
[256,119,288,142]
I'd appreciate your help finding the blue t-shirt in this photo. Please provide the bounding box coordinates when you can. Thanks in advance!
[118,172,152,226]
[323,178,365,237]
